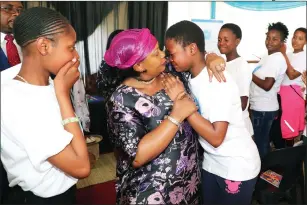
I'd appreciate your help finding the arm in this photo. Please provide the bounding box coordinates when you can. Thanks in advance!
[252,74,275,91]
[282,53,302,80]
[241,96,248,111]
[205,52,226,82]
[48,59,90,179]
[48,94,90,178]
[134,97,197,168]
[187,113,228,148]
[108,95,197,169]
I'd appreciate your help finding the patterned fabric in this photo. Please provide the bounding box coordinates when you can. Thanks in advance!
[71,78,90,132]
[4,34,20,66]
[106,84,201,204]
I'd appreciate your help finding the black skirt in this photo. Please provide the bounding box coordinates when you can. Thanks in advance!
[4,184,76,204]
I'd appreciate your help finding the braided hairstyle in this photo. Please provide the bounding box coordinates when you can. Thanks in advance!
[13,7,70,47]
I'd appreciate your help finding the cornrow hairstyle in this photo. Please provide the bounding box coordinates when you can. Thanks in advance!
[267,22,289,42]
[13,7,70,47]
[294,27,307,39]
[165,20,205,53]
[221,23,242,39]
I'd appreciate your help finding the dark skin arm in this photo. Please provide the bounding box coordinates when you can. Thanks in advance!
[187,113,228,148]
[280,44,302,80]
[283,53,302,80]
[252,74,275,91]
[241,96,248,111]
[161,74,228,148]
[132,96,197,168]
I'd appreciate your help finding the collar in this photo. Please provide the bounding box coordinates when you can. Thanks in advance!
[189,67,209,84]
[1,32,15,43]
[1,32,6,44]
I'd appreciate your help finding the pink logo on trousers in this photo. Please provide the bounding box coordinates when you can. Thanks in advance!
[225,180,242,194]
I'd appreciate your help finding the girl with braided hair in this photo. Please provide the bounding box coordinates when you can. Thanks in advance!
[1,7,89,204]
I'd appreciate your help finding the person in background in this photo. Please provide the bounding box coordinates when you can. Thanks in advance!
[1,7,90,204]
[279,27,306,146]
[0,1,23,202]
[0,1,23,70]
[96,29,124,100]
[250,22,288,158]
[218,23,253,137]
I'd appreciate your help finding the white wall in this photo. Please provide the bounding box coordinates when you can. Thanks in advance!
[168,2,306,61]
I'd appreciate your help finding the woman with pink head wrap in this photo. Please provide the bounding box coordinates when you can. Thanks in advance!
[102,28,201,204]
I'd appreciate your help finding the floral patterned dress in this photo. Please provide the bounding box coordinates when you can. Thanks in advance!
[106,84,201,204]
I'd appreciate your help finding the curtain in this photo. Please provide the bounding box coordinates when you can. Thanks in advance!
[128,1,168,50]
[225,2,306,11]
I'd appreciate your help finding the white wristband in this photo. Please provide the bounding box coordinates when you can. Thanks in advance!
[166,116,181,127]
[62,117,79,126]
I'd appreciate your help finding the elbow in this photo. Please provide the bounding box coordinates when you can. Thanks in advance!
[132,160,143,169]
[72,162,91,179]
[288,75,297,80]
[263,85,273,92]
[211,136,225,148]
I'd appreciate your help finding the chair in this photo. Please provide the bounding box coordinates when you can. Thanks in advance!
[254,144,307,204]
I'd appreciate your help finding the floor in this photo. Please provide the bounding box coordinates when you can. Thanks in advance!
[77,153,116,189]
[77,153,303,204]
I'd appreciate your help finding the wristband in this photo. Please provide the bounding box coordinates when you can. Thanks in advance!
[62,117,79,126]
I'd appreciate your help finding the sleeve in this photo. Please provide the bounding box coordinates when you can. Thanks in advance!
[261,53,286,79]
[106,100,146,159]
[290,53,306,74]
[1,99,74,172]
[236,61,252,97]
[200,83,232,123]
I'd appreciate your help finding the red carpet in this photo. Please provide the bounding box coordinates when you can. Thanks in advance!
[76,180,116,204]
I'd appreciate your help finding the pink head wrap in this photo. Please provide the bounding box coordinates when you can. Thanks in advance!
[104,28,158,69]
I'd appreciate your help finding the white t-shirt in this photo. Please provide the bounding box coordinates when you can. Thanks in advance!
[0,63,21,84]
[189,68,260,181]
[226,57,253,136]
[282,51,306,87]
[250,52,287,111]
[1,79,77,198]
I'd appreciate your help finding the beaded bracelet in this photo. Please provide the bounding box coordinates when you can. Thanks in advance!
[166,115,181,127]
[62,117,79,126]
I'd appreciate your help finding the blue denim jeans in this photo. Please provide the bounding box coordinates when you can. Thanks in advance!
[251,110,278,158]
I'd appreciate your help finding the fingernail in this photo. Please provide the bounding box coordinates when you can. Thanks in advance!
[72,58,77,62]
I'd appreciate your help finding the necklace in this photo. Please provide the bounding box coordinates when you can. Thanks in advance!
[16,74,29,84]
[138,77,156,85]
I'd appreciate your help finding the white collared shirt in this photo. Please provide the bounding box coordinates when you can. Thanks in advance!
[1,32,23,61]
[189,68,261,181]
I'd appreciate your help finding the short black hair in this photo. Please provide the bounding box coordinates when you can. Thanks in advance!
[13,7,70,47]
[221,23,242,39]
[267,22,289,42]
[294,27,307,39]
[165,20,205,52]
